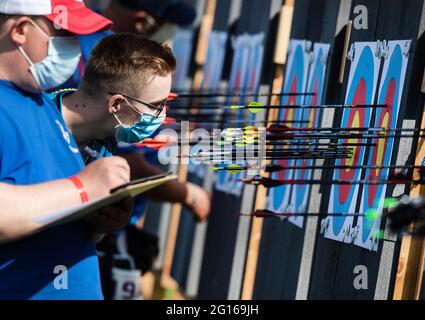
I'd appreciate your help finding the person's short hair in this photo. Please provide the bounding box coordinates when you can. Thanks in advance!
[0,14,12,27]
[80,33,176,97]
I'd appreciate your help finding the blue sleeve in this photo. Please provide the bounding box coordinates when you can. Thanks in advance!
[129,196,147,225]
[0,111,28,183]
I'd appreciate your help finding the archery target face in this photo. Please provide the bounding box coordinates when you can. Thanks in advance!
[215,33,265,196]
[324,42,380,243]
[201,31,228,89]
[355,40,410,251]
[172,30,194,89]
[266,39,311,222]
[288,43,330,227]
[188,31,228,177]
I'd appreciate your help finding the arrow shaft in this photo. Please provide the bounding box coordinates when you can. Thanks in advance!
[166,118,309,124]
[168,103,384,109]
[191,155,353,161]
[264,133,425,139]
[185,155,353,160]
[167,141,375,147]
[266,164,423,171]
[213,164,423,171]
[172,91,314,98]
[239,104,386,109]
[210,131,425,139]
[239,212,376,217]
[265,127,425,133]
[192,148,353,156]
[244,179,420,186]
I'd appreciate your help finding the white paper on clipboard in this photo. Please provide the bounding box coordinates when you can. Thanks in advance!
[34,174,177,230]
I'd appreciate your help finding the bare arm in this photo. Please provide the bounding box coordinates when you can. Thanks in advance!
[122,151,211,222]
[0,180,84,242]
[0,156,131,243]
[122,150,187,203]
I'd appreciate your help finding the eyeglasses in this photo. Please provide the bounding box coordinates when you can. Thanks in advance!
[109,92,167,119]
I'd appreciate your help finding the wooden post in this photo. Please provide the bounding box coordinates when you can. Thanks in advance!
[160,0,217,294]
[241,0,295,300]
[338,20,352,84]
[193,0,217,88]
[393,70,425,299]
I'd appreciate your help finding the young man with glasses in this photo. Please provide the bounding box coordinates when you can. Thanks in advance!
[52,0,210,225]
[54,33,209,222]
[52,34,210,299]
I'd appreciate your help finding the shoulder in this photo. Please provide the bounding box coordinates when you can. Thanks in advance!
[0,81,40,121]
[0,84,44,142]
[0,81,27,107]
[48,88,77,111]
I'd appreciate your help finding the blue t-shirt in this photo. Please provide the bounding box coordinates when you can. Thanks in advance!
[52,90,147,224]
[0,80,102,300]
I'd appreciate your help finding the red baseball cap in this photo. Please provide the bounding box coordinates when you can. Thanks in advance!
[0,0,112,35]
[44,0,112,35]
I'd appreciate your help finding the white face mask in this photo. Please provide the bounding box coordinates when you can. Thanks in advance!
[17,19,81,91]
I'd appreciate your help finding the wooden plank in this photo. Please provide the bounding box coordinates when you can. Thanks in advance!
[371,0,425,301]
[307,0,424,300]
[394,69,425,300]
[296,0,351,299]
[173,0,239,297]
[193,0,217,86]
[381,0,425,300]
[338,20,352,84]
[227,0,283,300]
[185,169,215,296]
[196,0,275,299]
[241,0,295,300]
[169,0,238,296]
[393,109,425,300]
[307,0,381,299]
[250,0,344,300]
[375,120,415,300]
[160,0,218,294]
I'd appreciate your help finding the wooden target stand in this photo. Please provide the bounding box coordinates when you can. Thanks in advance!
[159,0,218,299]
[241,0,295,300]
[149,0,425,301]
[394,70,425,300]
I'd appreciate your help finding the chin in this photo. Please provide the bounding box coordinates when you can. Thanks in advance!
[18,82,42,95]
[16,74,43,94]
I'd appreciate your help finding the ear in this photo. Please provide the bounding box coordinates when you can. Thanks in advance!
[108,94,124,114]
[9,16,32,46]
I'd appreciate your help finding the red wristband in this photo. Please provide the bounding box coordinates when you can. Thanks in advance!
[69,176,89,203]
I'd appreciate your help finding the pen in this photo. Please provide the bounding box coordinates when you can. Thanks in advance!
[83,146,100,160]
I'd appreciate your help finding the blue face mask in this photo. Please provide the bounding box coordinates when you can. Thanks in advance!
[115,113,166,143]
[18,19,81,91]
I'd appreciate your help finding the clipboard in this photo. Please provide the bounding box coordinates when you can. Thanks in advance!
[34,172,177,230]
[111,172,175,193]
